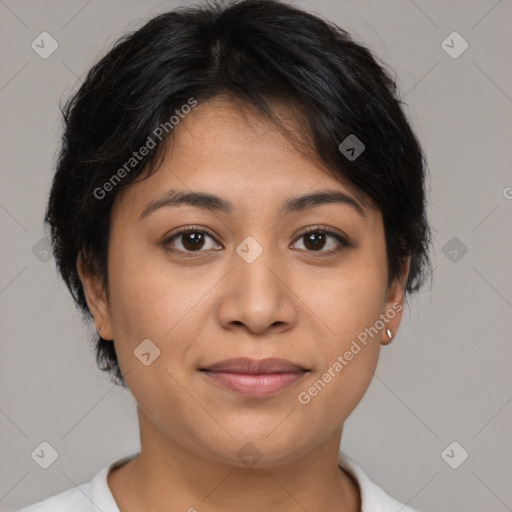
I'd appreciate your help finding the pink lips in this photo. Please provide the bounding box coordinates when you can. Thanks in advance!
[200,357,309,398]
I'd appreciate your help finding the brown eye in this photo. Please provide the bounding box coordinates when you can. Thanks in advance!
[162,225,349,257]
[291,227,349,255]
[180,231,206,251]
[302,232,327,251]
[163,227,221,255]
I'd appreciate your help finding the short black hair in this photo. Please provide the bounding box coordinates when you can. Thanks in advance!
[45,0,432,388]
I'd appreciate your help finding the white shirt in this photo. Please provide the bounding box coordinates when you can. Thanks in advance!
[17,450,419,512]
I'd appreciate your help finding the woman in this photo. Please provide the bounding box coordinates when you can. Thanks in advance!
[19,0,431,510]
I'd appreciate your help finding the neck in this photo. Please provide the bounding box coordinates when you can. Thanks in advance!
[108,409,361,512]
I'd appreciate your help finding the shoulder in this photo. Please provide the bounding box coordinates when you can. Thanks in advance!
[16,483,92,512]
[338,450,421,512]
[15,453,139,512]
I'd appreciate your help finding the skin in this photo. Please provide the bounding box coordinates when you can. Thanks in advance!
[78,96,409,512]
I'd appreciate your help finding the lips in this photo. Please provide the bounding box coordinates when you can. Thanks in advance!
[199,358,310,398]
[201,357,308,374]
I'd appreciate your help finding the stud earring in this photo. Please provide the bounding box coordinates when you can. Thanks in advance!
[386,328,393,340]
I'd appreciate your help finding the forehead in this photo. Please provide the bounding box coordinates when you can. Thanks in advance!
[166,96,325,182]
[113,97,370,218]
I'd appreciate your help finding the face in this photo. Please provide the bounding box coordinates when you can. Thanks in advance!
[79,96,408,468]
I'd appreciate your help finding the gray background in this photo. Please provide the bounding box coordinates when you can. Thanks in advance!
[1,1,511,511]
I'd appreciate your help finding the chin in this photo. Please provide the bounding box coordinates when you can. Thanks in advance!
[201,428,315,469]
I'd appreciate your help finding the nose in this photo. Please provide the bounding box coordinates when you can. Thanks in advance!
[216,242,298,336]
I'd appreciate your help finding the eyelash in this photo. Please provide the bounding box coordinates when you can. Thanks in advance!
[161,224,350,257]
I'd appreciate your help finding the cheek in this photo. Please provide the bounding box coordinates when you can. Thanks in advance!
[106,233,218,375]
[107,227,183,330]
[106,247,204,416]
[294,286,382,428]
[108,258,169,337]
[305,248,387,347]
[295,251,386,414]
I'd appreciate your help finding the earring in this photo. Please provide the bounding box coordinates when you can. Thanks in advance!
[386,328,393,340]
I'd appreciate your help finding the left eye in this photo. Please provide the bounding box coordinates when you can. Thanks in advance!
[291,228,348,254]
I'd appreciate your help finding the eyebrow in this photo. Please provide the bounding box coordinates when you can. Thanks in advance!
[138,188,366,221]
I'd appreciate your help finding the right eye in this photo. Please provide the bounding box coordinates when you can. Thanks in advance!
[161,226,223,255]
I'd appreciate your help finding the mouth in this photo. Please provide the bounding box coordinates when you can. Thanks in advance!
[199,357,310,398]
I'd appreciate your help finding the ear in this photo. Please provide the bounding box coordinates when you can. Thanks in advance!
[381,256,410,346]
[76,254,113,340]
